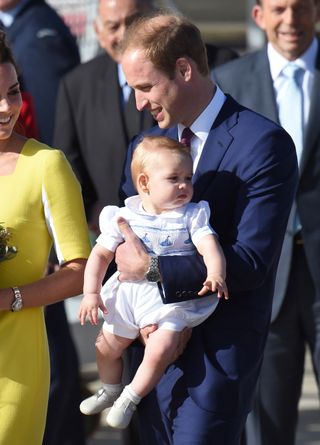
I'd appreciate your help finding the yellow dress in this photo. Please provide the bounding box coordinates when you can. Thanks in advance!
[0,139,91,445]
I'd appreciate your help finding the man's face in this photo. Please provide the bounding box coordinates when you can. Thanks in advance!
[253,0,320,60]
[122,48,191,128]
[0,0,21,11]
[94,0,145,62]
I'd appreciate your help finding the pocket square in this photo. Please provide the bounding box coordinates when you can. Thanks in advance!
[36,28,58,38]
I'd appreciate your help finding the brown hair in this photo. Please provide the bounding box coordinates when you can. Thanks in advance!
[0,31,25,135]
[0,31,18,71]
[131,135,192,188]
[121,12,209,79]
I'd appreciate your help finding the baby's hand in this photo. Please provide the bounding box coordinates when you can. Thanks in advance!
[78,293,108,326]
[198,275,229,300]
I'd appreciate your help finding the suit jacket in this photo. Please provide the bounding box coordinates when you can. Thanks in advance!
[121,95,298,415]
[212,45,320,322]
[4,0,80,145]
[54,53,154,219]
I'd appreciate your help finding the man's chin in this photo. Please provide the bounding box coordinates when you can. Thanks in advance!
[157,119,170,129]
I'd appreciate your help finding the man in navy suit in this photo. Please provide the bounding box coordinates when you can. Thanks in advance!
[54,0,156,232]
[110,11,299,444]
[213,1,320,443]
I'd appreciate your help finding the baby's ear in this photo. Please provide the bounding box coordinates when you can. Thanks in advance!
[137,173,149,194]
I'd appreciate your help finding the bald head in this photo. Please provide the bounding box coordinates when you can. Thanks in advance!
[95,0,156,62]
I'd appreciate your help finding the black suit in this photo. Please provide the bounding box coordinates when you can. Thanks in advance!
[54,53,154,219]
[213,45,320,445]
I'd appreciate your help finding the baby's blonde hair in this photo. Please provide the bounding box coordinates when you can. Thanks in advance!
[131,135,192,190]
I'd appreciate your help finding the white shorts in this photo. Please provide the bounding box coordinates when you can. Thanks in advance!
[101,272,219,339]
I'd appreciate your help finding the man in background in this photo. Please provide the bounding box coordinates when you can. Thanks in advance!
[213,1,320,443]
[0,1,86,444]
[54,0,156,234]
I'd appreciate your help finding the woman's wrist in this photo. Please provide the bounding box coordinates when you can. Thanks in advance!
[0,287,19,311]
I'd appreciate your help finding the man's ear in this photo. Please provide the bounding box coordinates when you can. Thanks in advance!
[93,17,105,50]
[137,173,149,194]
[176,57,192,81]
[252,4,266,31]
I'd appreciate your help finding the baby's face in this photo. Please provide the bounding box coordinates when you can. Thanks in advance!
[143,150,193,214]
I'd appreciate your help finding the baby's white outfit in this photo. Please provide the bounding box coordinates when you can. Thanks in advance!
[98,195,219,339]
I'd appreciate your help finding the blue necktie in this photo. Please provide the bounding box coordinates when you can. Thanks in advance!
[279,64,304,234]
[278,64,304,165]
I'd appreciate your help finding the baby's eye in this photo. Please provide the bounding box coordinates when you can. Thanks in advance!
[9,88,20,96]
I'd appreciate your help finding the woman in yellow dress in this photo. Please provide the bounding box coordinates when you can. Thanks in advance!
[0,32,91,445]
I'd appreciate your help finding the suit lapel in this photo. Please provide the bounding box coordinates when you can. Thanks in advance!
[250,50,278,123]
[192,97,237,201]
[97,58,128,147]
[300,44,320,174]
[124,91,140,139]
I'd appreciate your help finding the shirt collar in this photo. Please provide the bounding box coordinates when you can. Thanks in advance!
[268,37,318,81]
[125,195,187,219]
[178,85,226,143]
[0,0,31,27]
[117,64,127,88]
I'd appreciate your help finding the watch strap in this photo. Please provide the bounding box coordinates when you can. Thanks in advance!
[145,256,161,282]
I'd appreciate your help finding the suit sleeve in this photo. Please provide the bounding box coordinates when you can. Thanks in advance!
[159,127,298,298]
[54,77,97,219]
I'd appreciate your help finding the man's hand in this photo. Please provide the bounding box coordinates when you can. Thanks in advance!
[139,324,158,345]
[115,217,150,281]
[140,325,192,360]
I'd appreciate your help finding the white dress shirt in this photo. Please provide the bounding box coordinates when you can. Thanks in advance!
[268,38,318,129]
[178,85,226,172]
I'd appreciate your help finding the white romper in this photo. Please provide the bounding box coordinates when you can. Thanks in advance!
[98,195,219,339]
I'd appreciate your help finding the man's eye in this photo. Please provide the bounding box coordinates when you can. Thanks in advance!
[140,86,151,92]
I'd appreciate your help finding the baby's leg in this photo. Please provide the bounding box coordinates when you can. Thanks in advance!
[131,328,180,397]
[96,327,133,384]
[80,329,133,416]
[106,328,180,429]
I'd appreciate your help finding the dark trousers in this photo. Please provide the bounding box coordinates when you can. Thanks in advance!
[43,302,86,445]
[245,243,320,445]
[127,344,247,445]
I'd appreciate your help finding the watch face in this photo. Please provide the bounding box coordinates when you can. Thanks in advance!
[12,298,23,311]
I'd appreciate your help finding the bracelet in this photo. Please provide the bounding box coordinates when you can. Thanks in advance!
[11,286,23,312]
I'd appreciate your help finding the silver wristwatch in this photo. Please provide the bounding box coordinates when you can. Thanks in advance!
[145,256,161,282]
[11,286,23,312]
